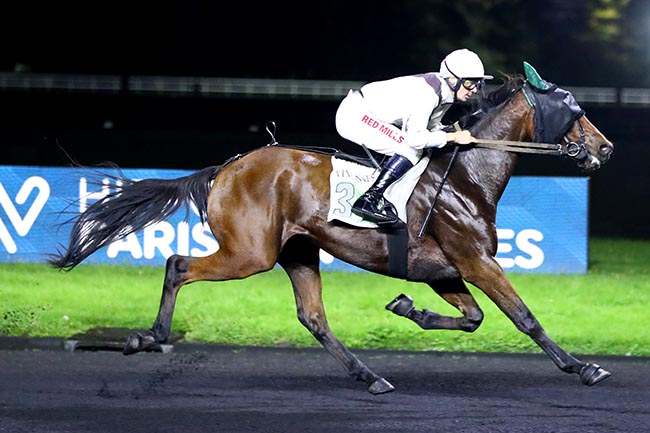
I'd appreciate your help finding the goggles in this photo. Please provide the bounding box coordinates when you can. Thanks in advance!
[460,78,480,91]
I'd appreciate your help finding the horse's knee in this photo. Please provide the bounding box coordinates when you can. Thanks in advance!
[513,310,542,335]
[296,310,328,338]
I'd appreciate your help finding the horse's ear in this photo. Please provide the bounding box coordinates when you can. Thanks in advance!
[523,61,550,91]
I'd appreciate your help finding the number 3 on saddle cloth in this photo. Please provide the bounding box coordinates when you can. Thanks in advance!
[327,154,430,229]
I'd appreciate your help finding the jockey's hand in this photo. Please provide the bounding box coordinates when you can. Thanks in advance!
[446,130,476,145]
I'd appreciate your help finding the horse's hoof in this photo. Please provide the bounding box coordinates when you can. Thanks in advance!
[580,363,612,386]
[123,332,144,355]
[368,378,395,395]
[123,332,157,355]
[386,294,414,317]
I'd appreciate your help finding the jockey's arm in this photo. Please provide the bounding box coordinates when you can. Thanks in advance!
[404,123,476,149]
[402,93,475,149]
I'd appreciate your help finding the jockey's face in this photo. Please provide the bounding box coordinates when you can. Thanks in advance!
[448,77,478,102]
[455,81,478,102]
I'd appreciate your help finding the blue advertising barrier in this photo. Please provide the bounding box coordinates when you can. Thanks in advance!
[0,165,588,273]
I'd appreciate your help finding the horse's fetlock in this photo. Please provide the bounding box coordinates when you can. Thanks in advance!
[462,317,483,333]
[151,327,168,343]
[462,310,484,332]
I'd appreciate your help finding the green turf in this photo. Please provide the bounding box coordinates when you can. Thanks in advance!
[1,237,648,356]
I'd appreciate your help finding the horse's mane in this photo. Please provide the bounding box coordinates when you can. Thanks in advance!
[483,74,526,108]
[454,74,526,130]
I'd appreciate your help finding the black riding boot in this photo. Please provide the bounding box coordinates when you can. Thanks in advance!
[352,154,414,225]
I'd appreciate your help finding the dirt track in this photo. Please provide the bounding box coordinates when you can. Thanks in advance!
[1,340,648,433]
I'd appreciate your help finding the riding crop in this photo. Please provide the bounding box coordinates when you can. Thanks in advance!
[417,145,460,238]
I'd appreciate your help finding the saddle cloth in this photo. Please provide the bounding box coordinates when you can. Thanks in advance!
[327,155,430,228]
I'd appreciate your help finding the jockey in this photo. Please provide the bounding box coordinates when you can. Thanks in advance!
[335,48,493,226]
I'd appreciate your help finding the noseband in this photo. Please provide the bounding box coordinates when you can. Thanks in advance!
[562,119,588,160]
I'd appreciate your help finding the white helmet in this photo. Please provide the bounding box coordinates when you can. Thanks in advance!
[439,49,493,80]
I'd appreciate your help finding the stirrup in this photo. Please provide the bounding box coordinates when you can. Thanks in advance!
[352,204,399,225]
[378,202,399,223]
[352,194,400,225]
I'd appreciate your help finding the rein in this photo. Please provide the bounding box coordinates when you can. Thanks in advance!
[473,138,562,155]
[470,83,588,159]
[472,134,586,158]
[417,83,589,238]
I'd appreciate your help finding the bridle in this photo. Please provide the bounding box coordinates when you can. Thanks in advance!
[471,121,587,158]
[562,120,588,159]
[419,74,594,237]
[419,81,589,238]
[470,82,589,161]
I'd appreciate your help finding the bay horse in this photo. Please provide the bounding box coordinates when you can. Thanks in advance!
[50,68,614,394]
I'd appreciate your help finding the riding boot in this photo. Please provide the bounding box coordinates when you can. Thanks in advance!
[352,154,413,226]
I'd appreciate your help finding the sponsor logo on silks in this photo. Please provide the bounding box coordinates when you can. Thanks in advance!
[0,177,50,254]
[361,115,405,143]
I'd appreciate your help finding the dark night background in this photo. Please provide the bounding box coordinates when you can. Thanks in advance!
[1,0,649,238]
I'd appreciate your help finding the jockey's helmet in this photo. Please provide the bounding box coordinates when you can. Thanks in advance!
[440,49,493,81]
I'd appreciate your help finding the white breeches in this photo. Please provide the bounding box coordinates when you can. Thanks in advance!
[335,90,423,165]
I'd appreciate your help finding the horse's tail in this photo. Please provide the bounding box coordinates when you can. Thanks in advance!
[48,164,225,271]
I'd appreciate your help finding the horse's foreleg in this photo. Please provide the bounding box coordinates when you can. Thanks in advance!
[386,278,484,332]
[462,256,611,386]
[279,239,394,394]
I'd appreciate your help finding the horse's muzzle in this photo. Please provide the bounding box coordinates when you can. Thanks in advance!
[598,142,614,161]
[578,154,602,173]
[578,140,613,173]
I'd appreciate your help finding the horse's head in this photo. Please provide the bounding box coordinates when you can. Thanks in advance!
[522,62,614,172]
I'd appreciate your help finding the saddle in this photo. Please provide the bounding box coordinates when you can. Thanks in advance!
[327,153,430,228]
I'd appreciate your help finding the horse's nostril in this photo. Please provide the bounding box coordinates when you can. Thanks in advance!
[599,143,613,157]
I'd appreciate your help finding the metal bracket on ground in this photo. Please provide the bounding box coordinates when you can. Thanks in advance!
[64,327,184,353]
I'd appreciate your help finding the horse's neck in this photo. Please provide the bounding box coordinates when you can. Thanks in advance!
[477,91,532,143]
[460,92,532,202]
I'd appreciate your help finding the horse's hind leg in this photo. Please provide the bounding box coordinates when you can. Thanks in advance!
[278,237,394,394]
[123,254,195,354]
[387,278,484,332]
[124,243,276,355]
